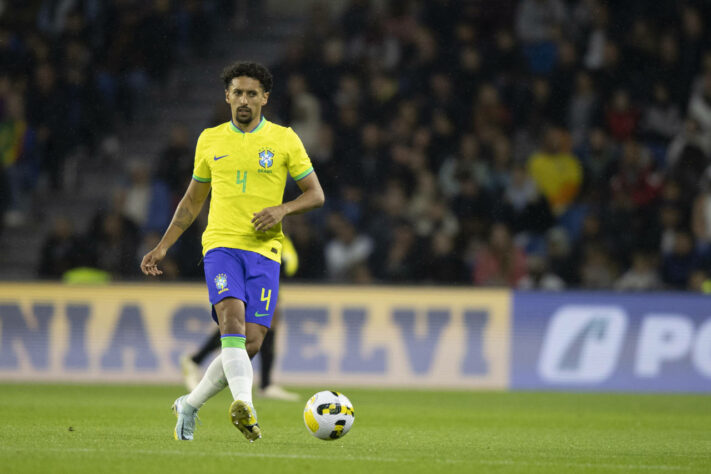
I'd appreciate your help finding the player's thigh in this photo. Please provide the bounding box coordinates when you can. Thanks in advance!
[245,322,268,358]
[243,251,281,328]
[204,247,248,332]
[215,297,247,335]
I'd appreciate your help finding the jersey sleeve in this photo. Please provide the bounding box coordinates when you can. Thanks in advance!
[192,131,211,183]
[285,127,314,181]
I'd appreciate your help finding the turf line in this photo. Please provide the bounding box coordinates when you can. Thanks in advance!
[0,446,690,471]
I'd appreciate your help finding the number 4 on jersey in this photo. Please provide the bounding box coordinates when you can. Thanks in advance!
[236,170,247,192]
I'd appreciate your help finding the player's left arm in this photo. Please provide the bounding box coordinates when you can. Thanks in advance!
[252,172,325,231]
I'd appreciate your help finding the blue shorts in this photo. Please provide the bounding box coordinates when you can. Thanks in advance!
[203,247,281,328]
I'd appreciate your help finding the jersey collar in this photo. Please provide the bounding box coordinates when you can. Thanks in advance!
[230,116,266,134]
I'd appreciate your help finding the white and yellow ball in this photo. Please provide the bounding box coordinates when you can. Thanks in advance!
[303,390,355,440]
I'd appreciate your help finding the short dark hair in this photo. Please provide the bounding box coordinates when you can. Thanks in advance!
[221,62,273,93]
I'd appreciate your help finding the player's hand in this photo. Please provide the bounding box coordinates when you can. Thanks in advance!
[140,246,167,276]
[252,205,286,232]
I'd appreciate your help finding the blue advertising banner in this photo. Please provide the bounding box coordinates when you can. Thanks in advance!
[512,292,711,392]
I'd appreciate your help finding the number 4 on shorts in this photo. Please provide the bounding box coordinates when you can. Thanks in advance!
[260,288,272,311]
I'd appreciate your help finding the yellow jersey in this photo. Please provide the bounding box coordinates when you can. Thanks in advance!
[192,118,314,262]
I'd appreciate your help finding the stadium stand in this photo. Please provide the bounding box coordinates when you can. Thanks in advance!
[2,0,711,291]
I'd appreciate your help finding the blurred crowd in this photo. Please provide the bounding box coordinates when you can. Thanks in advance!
[0,0,231,233]
[267,0,711,291]
[12,0,711,291]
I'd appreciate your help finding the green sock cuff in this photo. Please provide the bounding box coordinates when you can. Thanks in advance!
[221,335,246,349]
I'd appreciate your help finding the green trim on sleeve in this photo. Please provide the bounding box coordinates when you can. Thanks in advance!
[192,175,211,183]
[293,167,314,181]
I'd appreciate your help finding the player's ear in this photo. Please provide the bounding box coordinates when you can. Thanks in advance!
[225,88,230,104]
[262,91,269,106]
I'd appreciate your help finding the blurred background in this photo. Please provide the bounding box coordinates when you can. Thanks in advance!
[2,0,711,292]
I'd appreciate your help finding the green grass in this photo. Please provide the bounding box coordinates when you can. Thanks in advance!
[0,384,710,473]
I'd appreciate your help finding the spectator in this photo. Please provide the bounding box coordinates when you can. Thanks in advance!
[568,71,600,147]
[325,212,373,282]
[692,168,711,255]
[515,0,566,74]
[451,172,494,239]
[472,84,511,136]
[658,203,685,256]
[38,217,83,278]
[438,134,489,198]
[582,1,609,70]
[25,62,68,190]
[688,71,711,134]
[1,91,37,227]
[605,89,640,142]
[284,214,326,280]
[679,5,707,107]
[609,140,662,210]
[154,125,194,201]
[687,268,711,293]
[85,210,140,279]
[518,254,565,290]
[285,73,321,152]
[376,220,422,282]
[577,128,616,202]
[667,118,711,171]
[488,134,514,194]
[614,251,662,291]
[118,161,172,234]
[546,226,577,285]
[642,83,683,145]
[661,231,697,289]
[473,222,527,286]
[579,243,617,289]
[423,230,468,284]
[117,162,153,230]
[500,163,553,240]
[527,126,583,216]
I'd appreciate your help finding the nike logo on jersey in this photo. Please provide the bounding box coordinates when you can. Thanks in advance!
[214,154,229,161]
[254,312,269,317]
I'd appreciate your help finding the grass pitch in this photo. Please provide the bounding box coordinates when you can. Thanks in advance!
[0,384,709,473]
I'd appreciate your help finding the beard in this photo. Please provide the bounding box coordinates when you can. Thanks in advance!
[235,107,253,124]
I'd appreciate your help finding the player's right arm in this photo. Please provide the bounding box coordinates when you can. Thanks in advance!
[140,179,211,276]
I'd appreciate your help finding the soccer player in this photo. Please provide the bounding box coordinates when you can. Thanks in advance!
[140,62,325,442]
[181,234,300,401]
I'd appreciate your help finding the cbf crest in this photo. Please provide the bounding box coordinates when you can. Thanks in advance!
[258,147,274,169]
[214,273,229,294]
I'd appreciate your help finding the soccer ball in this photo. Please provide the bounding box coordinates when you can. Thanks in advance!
[303,390,355,440]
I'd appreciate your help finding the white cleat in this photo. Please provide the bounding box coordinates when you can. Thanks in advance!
[173,395,199,441]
